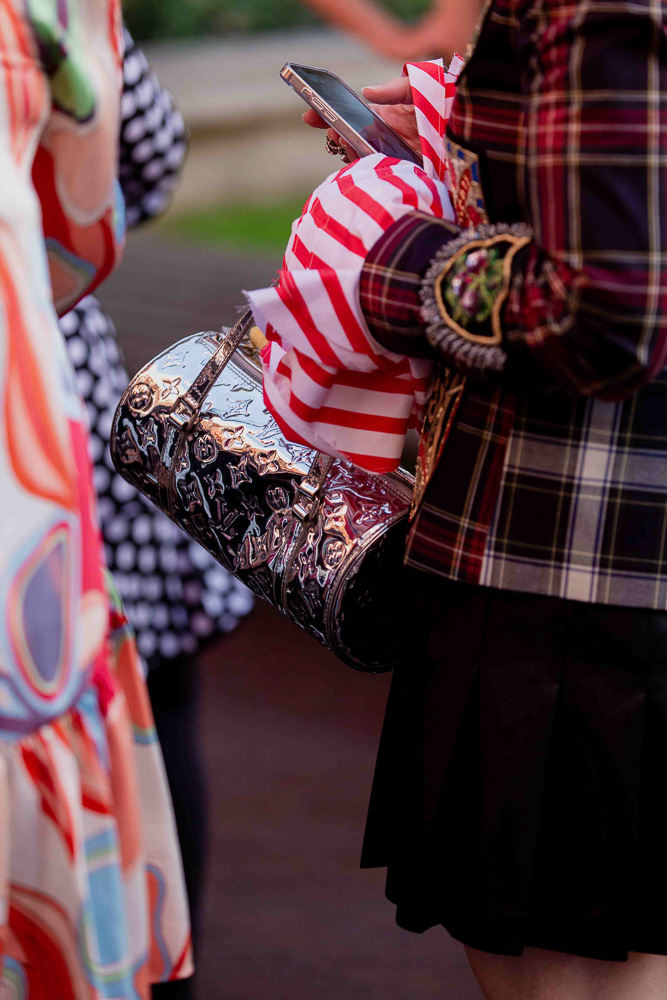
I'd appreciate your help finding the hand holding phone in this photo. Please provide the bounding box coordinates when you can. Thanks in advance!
[302,78,421,168]
[281,63,422,166]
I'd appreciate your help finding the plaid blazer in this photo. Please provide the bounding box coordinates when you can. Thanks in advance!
[359,0,667,610]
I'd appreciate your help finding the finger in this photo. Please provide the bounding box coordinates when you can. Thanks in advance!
[337,136,360,163]
[362,77,412,106]
[302,109,329,129]
[368,103,421,154]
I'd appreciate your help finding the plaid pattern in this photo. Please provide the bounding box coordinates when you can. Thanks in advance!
[359,0,667,609]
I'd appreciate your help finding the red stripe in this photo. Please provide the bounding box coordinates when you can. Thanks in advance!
[418,134,446,179]
[292,187,431,376]
[289,349,416,398]
[376,163,420,211]
[416,170,445,216]
[317,406,408,433]
[308,198,368,258]
[289,234,395,368]
[295,351,337,388]
[285,382,408,434]
[262,385,314,449]
[265,382,399,472]
[292,346,415,396]
[413,93,444,136]
[275,269,344,368]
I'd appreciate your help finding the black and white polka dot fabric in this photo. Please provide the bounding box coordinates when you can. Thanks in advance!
[62,297,254,671]
[119,31,188,229]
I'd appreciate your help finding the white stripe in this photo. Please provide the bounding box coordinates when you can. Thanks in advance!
[409,65,446,117]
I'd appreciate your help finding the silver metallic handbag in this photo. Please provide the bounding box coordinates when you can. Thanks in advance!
[110,311,414,672]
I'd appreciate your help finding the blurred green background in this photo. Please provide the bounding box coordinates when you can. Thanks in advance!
[161,195,307,254]
[124,0,428,41]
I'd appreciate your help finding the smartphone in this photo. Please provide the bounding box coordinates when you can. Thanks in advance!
[281,62,422,166]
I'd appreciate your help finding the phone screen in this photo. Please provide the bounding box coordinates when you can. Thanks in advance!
[292,65,421,164]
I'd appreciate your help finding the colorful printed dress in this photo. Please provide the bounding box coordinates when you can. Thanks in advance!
[0,3,191,996]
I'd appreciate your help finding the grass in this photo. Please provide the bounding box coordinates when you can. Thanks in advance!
[162,195,311,254]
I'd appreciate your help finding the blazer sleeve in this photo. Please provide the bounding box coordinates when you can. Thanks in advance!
[359,0,667,400]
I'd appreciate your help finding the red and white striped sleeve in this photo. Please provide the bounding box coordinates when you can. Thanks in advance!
[245,57,462,474]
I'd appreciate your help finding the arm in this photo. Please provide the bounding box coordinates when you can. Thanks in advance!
[359,0,667,400]
[300,0,479,61]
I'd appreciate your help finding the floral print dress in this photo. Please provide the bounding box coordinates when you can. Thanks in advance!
[0,3,191,996]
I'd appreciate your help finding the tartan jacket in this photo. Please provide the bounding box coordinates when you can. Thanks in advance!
[359,0,667,610]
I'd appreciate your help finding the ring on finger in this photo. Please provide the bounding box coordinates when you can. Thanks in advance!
[325,135,344,156]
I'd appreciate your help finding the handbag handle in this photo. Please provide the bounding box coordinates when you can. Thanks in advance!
[157,311,254,513]
[161,310,334,522]
[167,309,255,433]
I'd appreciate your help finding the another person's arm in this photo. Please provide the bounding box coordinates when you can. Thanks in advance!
[118,31,188,229]
[301,0,481,61]
[358,0,667,400]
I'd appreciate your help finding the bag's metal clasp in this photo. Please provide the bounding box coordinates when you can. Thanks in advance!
[167,395,197,432]
[293,478,322,521]
[292,453,334,522]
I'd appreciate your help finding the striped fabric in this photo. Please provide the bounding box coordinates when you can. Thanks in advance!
[245,59,461,473]
[405,54,463,183]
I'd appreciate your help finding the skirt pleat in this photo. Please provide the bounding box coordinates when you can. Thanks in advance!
[361,573,667,961]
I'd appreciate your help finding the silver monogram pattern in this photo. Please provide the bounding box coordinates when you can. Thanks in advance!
[111,326,414,671]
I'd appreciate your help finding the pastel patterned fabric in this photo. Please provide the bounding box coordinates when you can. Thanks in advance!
[246,59,460,474]
[0,581,192,997]
[0,1,191,994]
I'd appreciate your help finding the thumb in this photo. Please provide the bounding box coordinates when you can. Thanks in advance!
[363,76,413,106]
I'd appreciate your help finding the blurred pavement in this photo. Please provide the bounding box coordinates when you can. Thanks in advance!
[102,233,483,1000]
[99,229,279,375]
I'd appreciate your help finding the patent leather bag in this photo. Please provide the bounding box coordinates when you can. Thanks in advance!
[110,310,414,672]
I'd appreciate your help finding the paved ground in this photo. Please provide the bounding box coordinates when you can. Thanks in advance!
[102,234,483,1000]
[99,230,280,376]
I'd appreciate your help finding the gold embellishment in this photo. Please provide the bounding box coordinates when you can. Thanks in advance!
[411,368,465,519]
[445,139,490,228]
[433,233,531,346]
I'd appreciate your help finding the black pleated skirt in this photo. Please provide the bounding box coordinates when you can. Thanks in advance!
[361,573,667,961]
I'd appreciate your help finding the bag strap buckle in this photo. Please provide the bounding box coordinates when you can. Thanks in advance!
[167,395,197,432]
[293,453,334,522]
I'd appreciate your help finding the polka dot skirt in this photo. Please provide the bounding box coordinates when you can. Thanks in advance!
[61,297,254,671]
